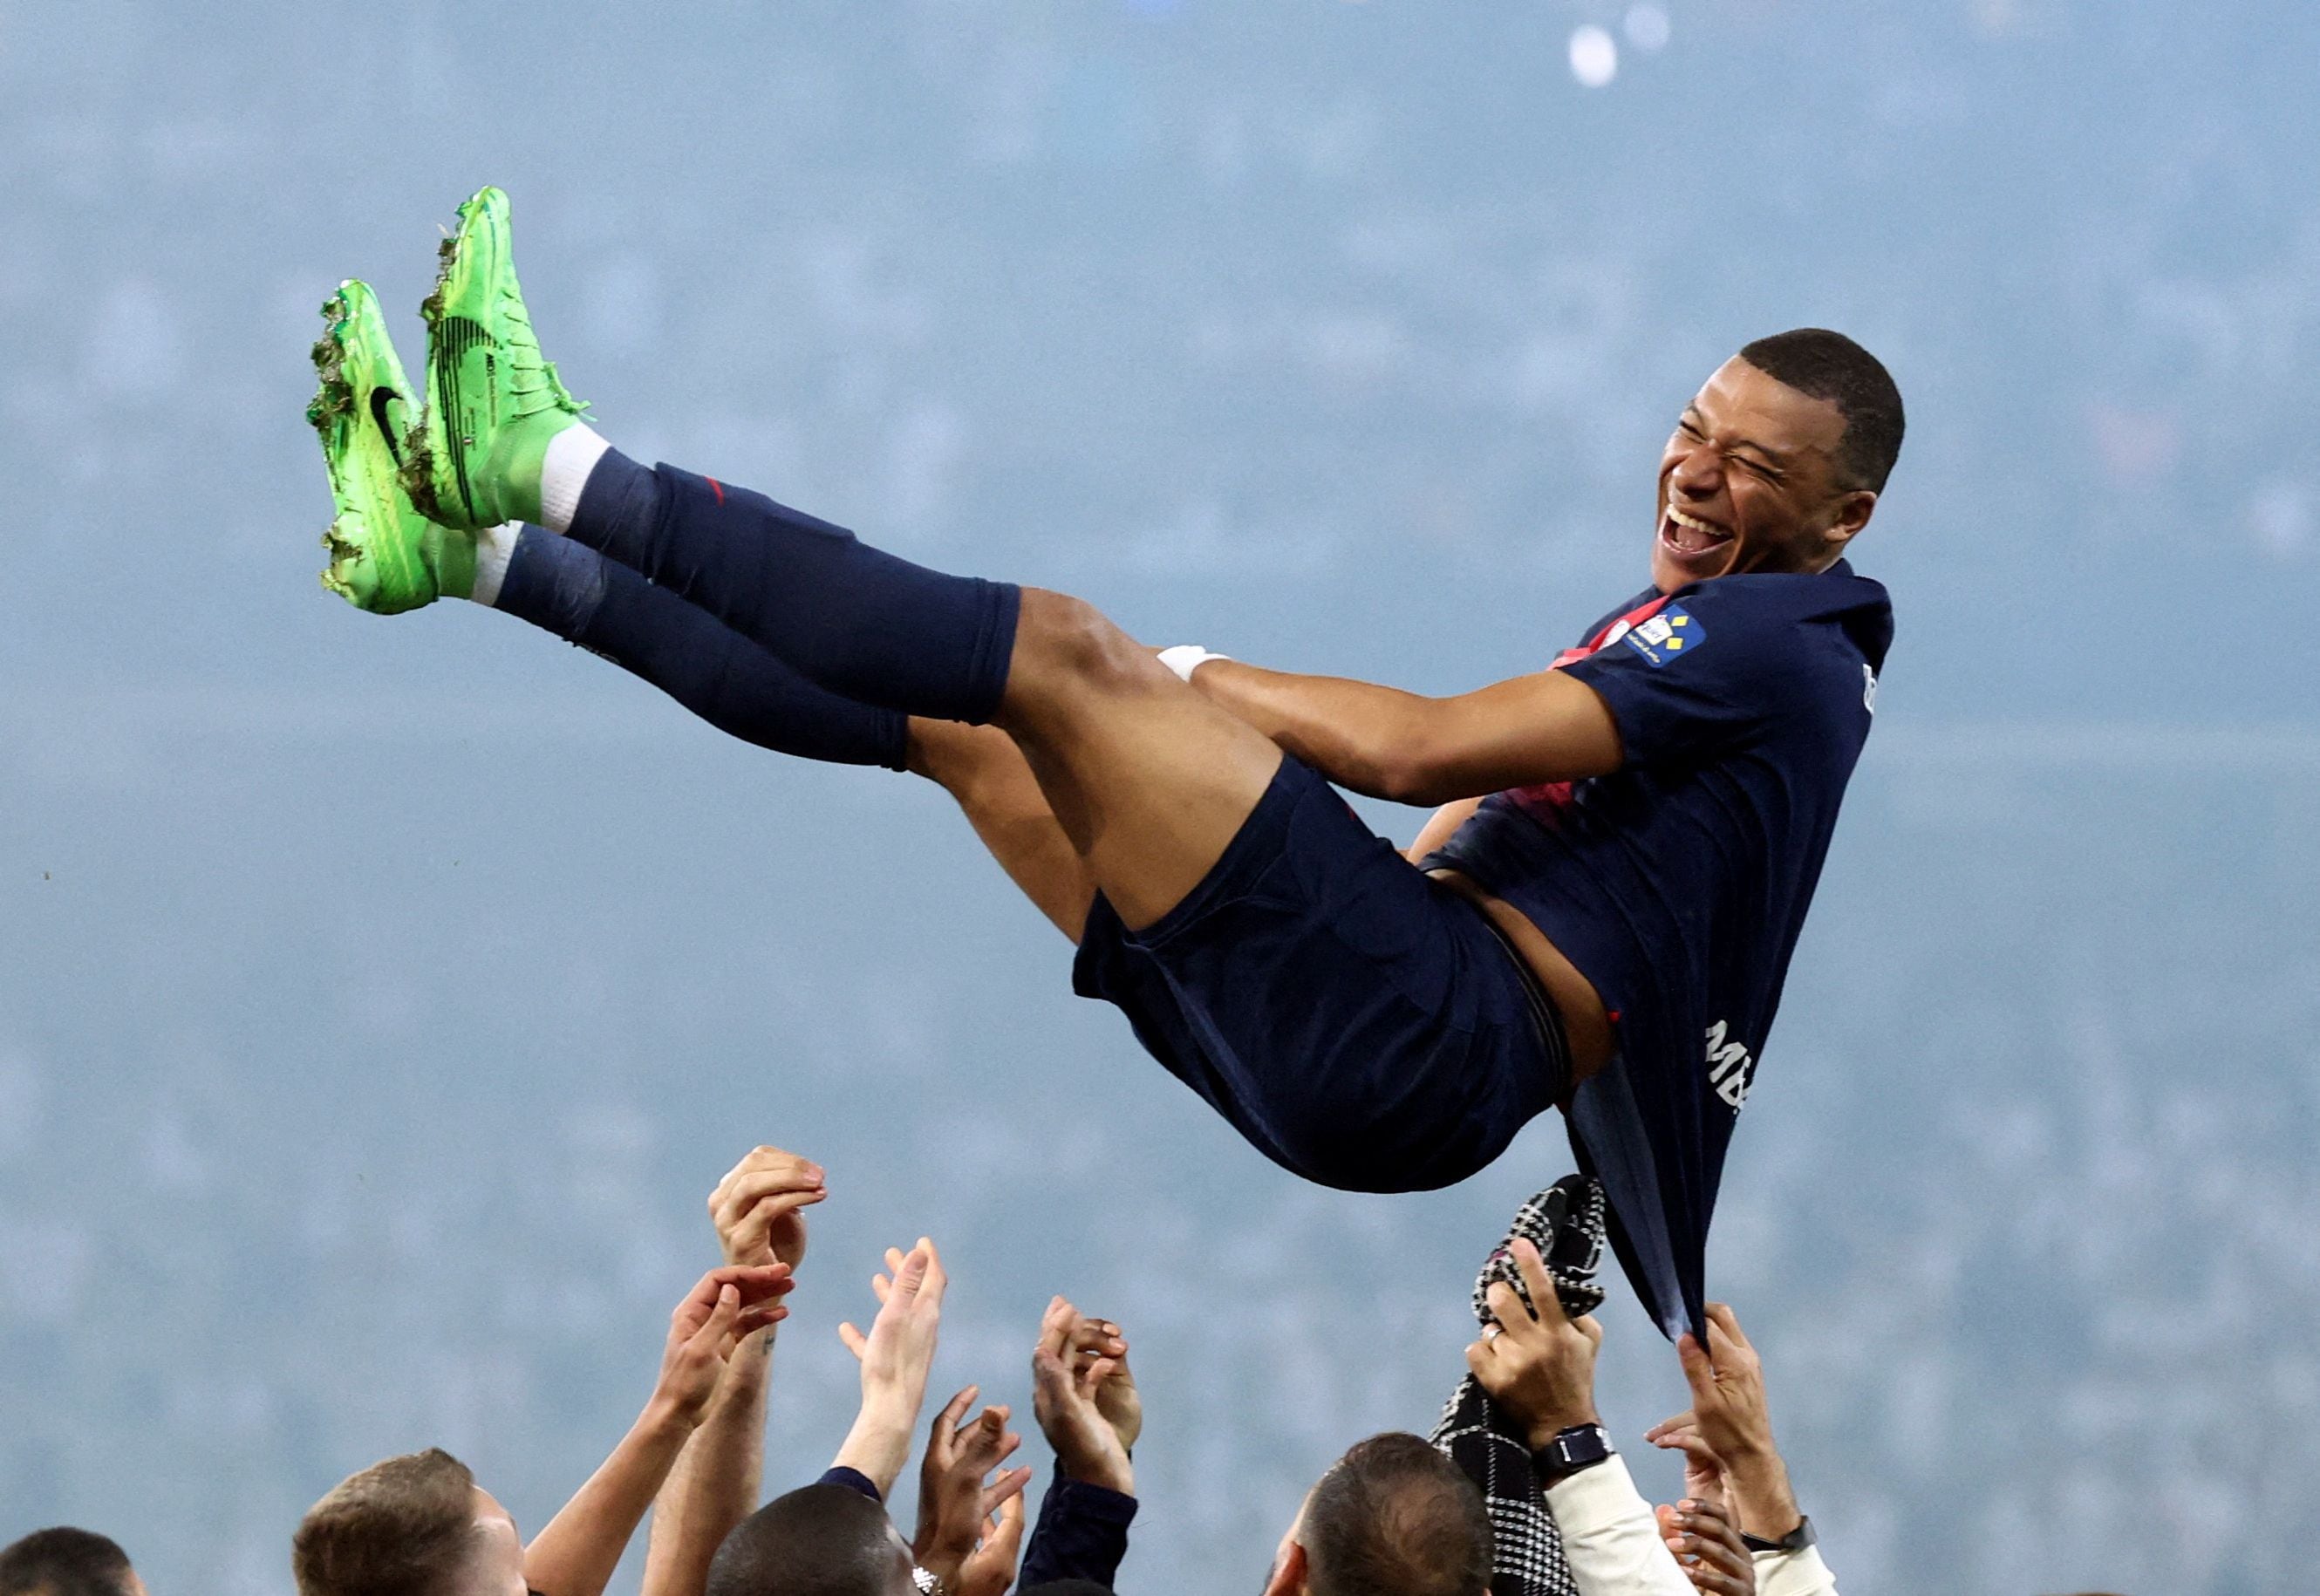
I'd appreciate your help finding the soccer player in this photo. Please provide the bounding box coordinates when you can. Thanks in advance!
[310,188,1900,1339]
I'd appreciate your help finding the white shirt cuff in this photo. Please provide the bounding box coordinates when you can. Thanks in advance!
[1755,1542,1839,1596]
[1544,1456,1694,1596]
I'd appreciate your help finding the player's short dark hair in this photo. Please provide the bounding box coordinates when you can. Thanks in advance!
[291,1447,478,1596]
[1303,1432,1492,1596]
[705,1484,912,1596]
[1737,328,1906,494]
[0,1527,138,1596]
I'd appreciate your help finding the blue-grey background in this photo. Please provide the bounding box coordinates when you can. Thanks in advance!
[3,2,2317,1593]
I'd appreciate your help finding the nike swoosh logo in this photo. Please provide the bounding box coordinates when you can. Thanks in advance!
[368,386,404,464]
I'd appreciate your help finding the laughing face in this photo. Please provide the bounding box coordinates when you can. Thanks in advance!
[1650,356,1880,595]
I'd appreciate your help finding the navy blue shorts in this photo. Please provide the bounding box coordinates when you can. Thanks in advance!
[1071,756,1569,1192]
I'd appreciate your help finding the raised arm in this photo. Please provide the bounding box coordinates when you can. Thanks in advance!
[523,1263,794,1596]
[641,1146,828,1596]
[1180,658,1622,807]
[1647,1305,1803,1544]
[912,1387,1033,1596]
[1466,1240,1697,1596]
[1648,1305,1838,1595]
[831,1239,948,1497]
[1022,1297,1142,1592]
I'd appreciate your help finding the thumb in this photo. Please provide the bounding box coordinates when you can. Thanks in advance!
[693,1283,741,1355]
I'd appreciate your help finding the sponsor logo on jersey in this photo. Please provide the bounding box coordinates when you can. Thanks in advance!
[1621,603,1702,668]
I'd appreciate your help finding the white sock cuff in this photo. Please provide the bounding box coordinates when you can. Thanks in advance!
[469,522,520,608]
[1157,644,1231,683]
[539,423,612,534]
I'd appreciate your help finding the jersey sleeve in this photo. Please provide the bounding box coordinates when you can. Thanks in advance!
[1558,584,1816,767]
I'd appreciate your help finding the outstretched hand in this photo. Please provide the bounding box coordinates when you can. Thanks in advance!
[1464,1238,1602,1450]
[1030,1296,1137,1495]
[914,1386,1033,1596]
[655,1265,795,1425]
[1646,1302,1801,1542]
[840,1240,947,1407]
[830,1240,947,1497]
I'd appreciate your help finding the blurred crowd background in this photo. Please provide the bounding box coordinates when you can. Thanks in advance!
[3,2,2316,1593]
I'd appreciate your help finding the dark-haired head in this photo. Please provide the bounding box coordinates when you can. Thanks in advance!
[1737,329,1906,494]
[1262,1432,1491,1596]
[0,1527,142,1596]
[1651,329,1904,593]
[705,1484,914,1596]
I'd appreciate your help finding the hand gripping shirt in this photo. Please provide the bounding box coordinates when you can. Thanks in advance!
[1427,560,1893,1339]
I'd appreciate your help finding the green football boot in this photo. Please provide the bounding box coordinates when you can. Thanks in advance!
[404,185,586,531]
[309,281,476,612]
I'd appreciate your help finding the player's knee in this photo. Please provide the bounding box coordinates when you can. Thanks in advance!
[1014,589,1155,697]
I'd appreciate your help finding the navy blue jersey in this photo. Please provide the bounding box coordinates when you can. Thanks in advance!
[1428,560,1893,1339]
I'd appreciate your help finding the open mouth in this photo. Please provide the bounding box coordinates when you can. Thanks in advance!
[1659,504,1734,562]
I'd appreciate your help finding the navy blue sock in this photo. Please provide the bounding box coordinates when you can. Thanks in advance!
[495,526,910,770]
[563,450,1020,725]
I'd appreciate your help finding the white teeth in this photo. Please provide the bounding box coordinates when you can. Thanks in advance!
[1667,505,1727,537]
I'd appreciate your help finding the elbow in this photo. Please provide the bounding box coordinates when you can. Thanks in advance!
[1368,746,1461,808]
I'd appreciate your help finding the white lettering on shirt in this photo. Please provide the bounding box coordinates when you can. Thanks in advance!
[1703,1020,1754,1113]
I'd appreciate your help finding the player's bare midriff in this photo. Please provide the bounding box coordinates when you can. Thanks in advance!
[1428,869,1614,1093]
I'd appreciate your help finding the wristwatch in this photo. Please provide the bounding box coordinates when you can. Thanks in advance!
[1532,1422,1614,1482]
[1740,1516,1817,1555]
[911,1567,952,1596]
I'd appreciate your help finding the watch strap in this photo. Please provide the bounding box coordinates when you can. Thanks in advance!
[1532,1422,1614,1482]
[1740,1514,1816,1555]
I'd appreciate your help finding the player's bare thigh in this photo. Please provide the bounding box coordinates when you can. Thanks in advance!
[993,588,1284,931]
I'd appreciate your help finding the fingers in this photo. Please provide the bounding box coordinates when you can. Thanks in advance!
[1031,1343,1075,1403]
[711,1145,824,1199]
[688,1282,740,1355]
[1676,1332,1720,1402]
[1482,1281,1543,1348]
[1067,1314,1127,1360]
[711,1166,828,1231]
[959,1405,1019,1469]
[886,1243,941,1299]
[1659,1431,1724,1472]
[674,1264,792,1332]
[931,1386,979,1449]
[980,1464,1033,1518]
[1678,1567,1749,1596]
[1665,1497,1753,1591]
[971,1402,1008,1438]
[1509,1239,1566,1327]
[977,1489,1026,1574]
[838,1321,869,1361]
[698,1263,795,1297]
[727,1188,826,1262]
[1703,1301,1751,1352]
[1646,1411,1700,1444]
[1037,1296,1076,1363]
[734,1299,790,1334]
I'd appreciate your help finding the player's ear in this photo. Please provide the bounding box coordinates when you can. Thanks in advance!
[1827,488,1876,544]
[1262,1538,1309,1596]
